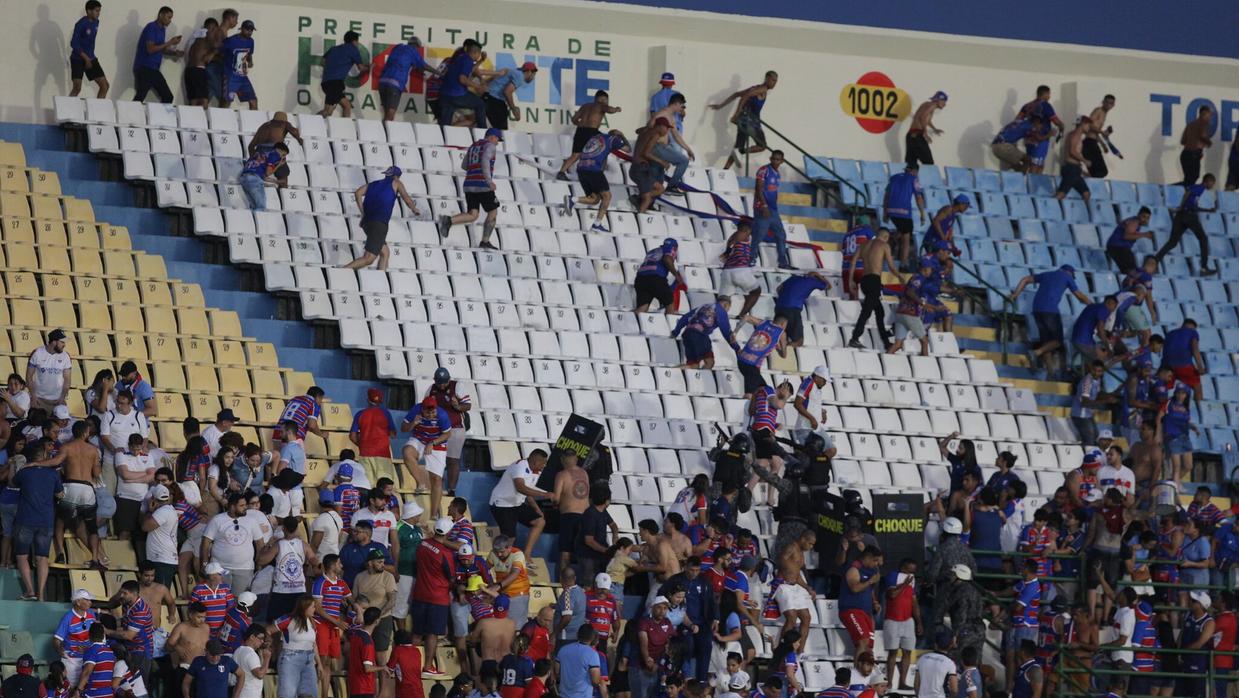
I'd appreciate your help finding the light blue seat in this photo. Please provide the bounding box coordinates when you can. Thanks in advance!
[860,160,888,183]
[1203,401,1228,423]
[1051,245,1082,269]
[1182,300,1209,324]
[1220,191,1239,214]
[1198,327,1223,351]
[1085,178,1109,200]
[914,164,943,188]
[1149,206,1172,229]
[1225,213,1239,236]
[973,169,1001,193]
[1035,197,1063,220]
[868,183,887,210]
[1089,201,1117,225]
[1028,174,1056,196]
[1071,223,1101,248]
[1208,236,1232,259]
[980,192,1008,216]
[1211,304,1239,328]
[1205,354,1234,377]
[958,214,987,239]
[1223,260,1239,281]
[1110,181,1137,203]
[1163,184,1185,206]
[980,263,1006,288]
[1208,429,1235,453]
[1062,199,1090,223]
[1171,278,1201,301]
[1202,212,1224,235]
[1018,219,1045,241]
[1137,183,1163,206]
[1159,300,1184,326]
[1080,247,1109,271]
[1090,272,1119,296]
[1152,277,1174,299]
[995,240,1026,266]
[1001,171,1027,193]
[831,158,862,185]
[970,238,997,263]
[803,155,834,181]
[1024,242,1053,267]
[1005,266,1031,288]
[945,166,974,190]
[1222,328,1239,348]
[984,217,1013,240]
[1007,194,1036,218]
[1161,255,1190,278]
[923,187,949,211]
[1045,220,1073,245]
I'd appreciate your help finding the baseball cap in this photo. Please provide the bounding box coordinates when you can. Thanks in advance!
[237,591,258,607]
[1098,429,1114,440]
[1191,590,1212,608]
[1060,264,1076,274]
[662,237,678,250]
[659,72,675,85]
[434,368,452,385]
[15,654,34,673]
[1083,448,1104,465]
[459,543,475,556]
[422,396,438,409]
[402,500,424,520]
[53,405,70,420]
[367,388,383,403]
[869,673,890,687]
[48,328,66,342]
[493,594,511,614]
[485,127,505,141]
[241,19,255,30]
[466,575,486,592]
[72,588,93,602]
[950,563,972,581]
[933,90,949,102]
[654,116,672,128]
[367,548,387,561]
[729,672,750,690]
[152,484,171,501]
[952,194,971,206]
[337,462,354,479]
[319,490,336,506]
[383,166,403,177]
[942,516,963,535]
[595,572,612,589]
[216,408,237,423]
[520,61,538,73]
[813,365,832,382]
[204,562,226,576]
[651,595,670,607]
[434,517,453,534]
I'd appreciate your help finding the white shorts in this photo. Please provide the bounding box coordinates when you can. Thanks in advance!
[774,583,812,612]
[406,439,448,477]
[289,487,304,517]
[719,267,760,295]
[64,656,84,685]
[446,428,466,460]
[394,575,414,619]
[883,617,917,651]
[63,482,97,507]
[180,524,205,556]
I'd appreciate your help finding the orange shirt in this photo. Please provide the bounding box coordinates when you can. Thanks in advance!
[489,550,531,596]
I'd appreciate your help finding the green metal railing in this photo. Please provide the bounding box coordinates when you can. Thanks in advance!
[1054,642,1239,698]
[743,119,871,216]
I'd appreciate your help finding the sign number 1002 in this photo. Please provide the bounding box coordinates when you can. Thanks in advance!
[846,85,901,119]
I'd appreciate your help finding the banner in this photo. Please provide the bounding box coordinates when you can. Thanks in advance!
[870,493,926,569]
[812,490,847,563]
[535,413,606,491]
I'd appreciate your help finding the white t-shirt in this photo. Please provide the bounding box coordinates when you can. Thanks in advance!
[147,504,180,565]
[352,508,398,548]
[273,538,307,594]
[1112,606,1136,663]
[115,451,156,500]
[281,617,318,652]
[202,424,229,457]
[309,510,344,557]
[234,645,265,698]
[204,513,258,571]
[914,651,957,698]
[4,388,30,422]
[269,486,293,520]
[84,386,115,418]
[101,408,150,452]
[244,508,273,543]
[27,346,71,401]
[324,459,371,490]
[1098,464,1137,498]
[490,460,537,508]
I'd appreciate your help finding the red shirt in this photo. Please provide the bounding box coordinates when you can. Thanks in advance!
[523,677,548,698]
[346,627,377,695]
[1216,611,1237,669]
[351,405,396,458]
[705,567,727,595]
[638,617,675,661]
[521,620,550,661]
[413,538,456,605]
[387,644,425,698]
[885,575,915,622]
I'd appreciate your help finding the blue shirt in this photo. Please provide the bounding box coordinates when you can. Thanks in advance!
[220,34,254,79]
[1214,524,1239,566]
[577,133,622,172]
[340,541,393,587]
[649,88,682,131]
[1163,327,1199,367]
[133,21,166,71]
[13,466,62,529]
[1182,184,1206,212]
[361,177,399,224]
[755,164,781,211]
[993,119,1033,145]
[737,321,784,368]
[885,172,922,218]
[1070,303,1110,346]
[1031,269,1078,313]
[440,52,476,98]
[1107,216,1141,249]
[487,71,523,101]
[636,246,675,280]
[119,377,155,411]
[775,275,828,309]
[556,641,601,698]
[322,42,363,82]
[673,302,735,342]
[1182,534,1211,586]
[187,655,238,698]
[279,441,306,477]
[71,17,100,60]
[1071,373,1101,419]
[379,44,427,90]
[971,509,1004,567]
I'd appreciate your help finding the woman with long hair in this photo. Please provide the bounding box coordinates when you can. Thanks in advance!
[84,368,115,417]
[169,476,207,598]
[0,432,28,568]
[175,435,211,507]
[274,594,322,698]
[771,628,802,695]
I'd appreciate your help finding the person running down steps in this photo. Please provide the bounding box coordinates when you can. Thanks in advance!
[438,128,504,249]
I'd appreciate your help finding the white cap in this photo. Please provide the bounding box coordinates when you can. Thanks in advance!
[53,405,71,420]
[1191,590,1212,608]
[237,591,258,607]
[1084,488,1103,503]
[729,672,751,690]
[951,564,973,581]
[1098,429,1114,440]
[204,562,225,576]
[1132,584,1155,597]
[869,672,890,687]
[434,517,453,534]
[651,595,670,607]
[71,588,93,602]
[151,484,171,500]
[402,500,424,520]
[942,517,963,535]
[458,543,475,556]
[813,365,832,382]
[595,573,613,589]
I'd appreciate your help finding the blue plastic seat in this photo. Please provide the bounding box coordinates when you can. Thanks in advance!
[958,214,987,239]
[1110,181,1137,203]
[986,217,1014,240]
[1024,242,1053,267]
[1089,201,1117,225]
[1085,178,1109,200]
[1197,327,1223,351]
[1225,213,1239,236]
[1137,183,1163,206]
[1182,300,1209,324]
[923,187,949,211]
[1090,273,1119,296]
[1001,171,1027,193]
[831,159,862,185]
[1017,219,1045,241]
[1035,197,1063,220]
[1045,221,1073,246]
[1080,248,1109,271]
[1161,254,1190,278]
[980,263,1006,288]
[1223,260,1239,282]
[973,168,1001,192]
[1202,212,1224,235]
[915,164,943,188]
[1007,194,1036,218]
[1051,245,1082,269]
[970,238,997,263]
[1062,199,1090,223]
[1029,174,1056,196]
[1219,191,1239,214]
[1149,206,1172,229]
[1222,327,1239,347]
[1151,277,1174,299]
[945,166,974,190]
[995,240,1026,265]
[1208,236,1232,258]
[1211,304,1239,328]
[1171,278,1202,301]
[980,192,1008,216]
[860,160,889,183]
[1163,184,1185,206]
[868,183,887,209]
[1071,223,1101,248]
[1159,300,1184,327]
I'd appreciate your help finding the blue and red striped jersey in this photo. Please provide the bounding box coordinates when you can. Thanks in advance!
[81,642,116,698]
[312,575,352,621]
[448,517,477,557]
[189,582,235,631]
[54,608,97,658]
[279,395,321,438]
[218,605,252,652]
[723,240,753,269]
[750,386,779,433]
[123,596,155,656]
[404,406,453,445]
[175,501,203,531]
[585,589,618,637]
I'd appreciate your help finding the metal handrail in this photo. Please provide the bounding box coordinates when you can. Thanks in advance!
[750,119,870,214]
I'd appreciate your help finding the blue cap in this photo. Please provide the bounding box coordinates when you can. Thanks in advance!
[484,128,504,141]
[319,490,336,506]
[337,463,354,479]
[384,166,402,177]
[494,594,511,612]
[662,237,678,250]
[933,91,948,102]
[434,367,451,385]
[660,72,675,84]
[1060,264,1075,274]
[953,194,971,206]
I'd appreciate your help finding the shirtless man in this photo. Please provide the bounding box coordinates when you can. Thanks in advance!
[1054,117,1093,202]
[1084,95,1116,179]
[848,227,902,350]
[663,514,693,563]
[775,529,817,653]
[1129,421,1162,498]
[630,121,671,213]
[1178,105,1214,186]
[99,562,179,629]
[167,602,211,690]
[46,421,106,569]
[558,91,623,179]
[205,9,239,107]
[247,113,304,187]
[184,18,219,107]
[470,595,517,665]
[905,91,947,169]
[637,519,680,592]
[551,452,590,573]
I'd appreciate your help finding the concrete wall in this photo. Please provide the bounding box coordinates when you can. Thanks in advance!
[13,0,1239,183]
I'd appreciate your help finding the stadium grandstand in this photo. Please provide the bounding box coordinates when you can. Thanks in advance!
[0,1,1235,698]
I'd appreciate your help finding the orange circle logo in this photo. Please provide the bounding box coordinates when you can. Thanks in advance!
[839,72,912,134]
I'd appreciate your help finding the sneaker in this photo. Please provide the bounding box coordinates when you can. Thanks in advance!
[561,194,574,217]
[556,171,569,182]
[479,240,498,250]
[590,223,610,233]
[1200,266,1219,277]
[628,194,641,209]
[422,668,449,679]
[436,215,452,238]
[778,263,796,271]
[847,339,865,349]
[665,185,686,197]
[1027,349,1040,370]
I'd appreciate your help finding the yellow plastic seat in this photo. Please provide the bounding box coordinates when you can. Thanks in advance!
[179,337,212,363]
[102,569,137,597]
[324,431,352,458]
[134,254,167,280]
[112,305,145,334]
[177,308,209,335]
[66,390,85,416]
[474,523,493,553]
[72,275,107,303]
[102,250,136,277]
[221,395,256,422]
[303,458,328,487]
[45,274,77,300]
[43,299,76,329]
[4,243,37,270]
[250,369,284,397]
[189,393,222,419]
[101,225,130,249]
[526,558,552,586]
[0,167,28,192]
[70,248,104,275]
[31,170,61,196]
[30,195,62,221]
[10,327,47,353]
[5,272,37,297]
[285,371,315,395]
[0,143,27,168]
[245,342,279,368]
[63,198,94,223]
[186,364,219,392]
[0,192,30,217]
[436,647,461,676]
[152,362,187,391]
[81,360,113,385]
[156,422,187,451]
[147,333,181,362]
[36,218,68,247]
[211,339,243,365]
[144,307,177,334]
[3,216,34,243]
[171,282,205,308]
[320,402,352,430]
[108,278,141,305]
[114,332,148,362]
[528,586,555,615]
[68,221,100,248]
[77,301,112,331]
[73,331,108,359]
[37,244,72,273]
[208,309,242,338]
[155,392,188,420]
[140,280,173,306]
[255,397,283,423]
[67,569,108,600]
[231,425,260,445]
[219,367,251,394]
[304,432,327,459]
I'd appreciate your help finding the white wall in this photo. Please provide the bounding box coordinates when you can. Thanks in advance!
[13,0,1239,184]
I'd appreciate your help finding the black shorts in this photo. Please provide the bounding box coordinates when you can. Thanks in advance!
[1033,311,1064,346]
[630,161,665,195]
[1056,163,1088,196]
[634,275,673,309]
[1106,245,1137,274]
[890,217,914,236]
[113,497,143,534]
[184,66,210,101]
[774,306,804,343]
[361,221,389,255]
[558,512,583,556]
[56,498,97,528]
[572,127,600,154]
[493,501,542,537]
[464,190,500,213]
[579,170,609,197]
[738,362,767,394]
[734,115,765,151]
[752,429,781,459]
[321,79,347,106]
[410,601,449,637]
[379,86,403,111]
[71,56,105,82]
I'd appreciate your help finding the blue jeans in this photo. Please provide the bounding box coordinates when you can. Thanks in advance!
[752,210,790,266]
[653,142,689,186]
[629,667,657,698]
[439,92,488,127]
[239,172,266,211]
[277,648,318,698]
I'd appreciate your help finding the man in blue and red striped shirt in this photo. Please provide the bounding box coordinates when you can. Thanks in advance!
[443,497,477,560]
[54,589,98,685]
[426,369,473,498]
[719,222,762,317]
[437,128,504,249]
[672,298,740,370]
[584,573,619,640]
[753,150,792,270]
[105,581,154,676]
[401,397,454,520]
[277,386,325,440]
[217,590,256,653]
[190,562,235,632]
[77,624,115,698]
[749,380,794,463]
[312,554,352,680]
[735,315,788,397]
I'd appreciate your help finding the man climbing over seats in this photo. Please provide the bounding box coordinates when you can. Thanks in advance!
[710,70,779,171]
[220,20,258,110]
[736,315,789,397]
[922,195,968,257]
[773,271,831,349]
[630,118,671,213]
[1085,95,1117,179]
[1054,117,1093,202]
[237,142,287,211]
[1070,295,1119,367]
[649,93,694,192]
[437,128,505,249]
[887,259,948,357]
[883,164,926,271]
[1010,265,1091,379]
[1156,173,1219,277]
[990,113,1040,173]
[848,227,902,351]
[841,222,873,301]
[1105,207,1154,274]
[1176,105,1213,186]
[184,18,219,108]
[425,368,472,498]
[633,237,686,315]
[344,166,420,271]
[401,397,454,520]
[377,37,430,122]
[483,61,538,130]
[1163,319,1207,417]
[438,39,504,127]
[277,386,325,441]
[905,91,947,168]
[1017,86,1064,175]
[319,30,370,118]
[69,1,109,99]
[558,91,624,181]
[561,129,629,232]
[671,296,741,370]
[750,378,794,480]
[718,221,762,318]
[247,113,303,188]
